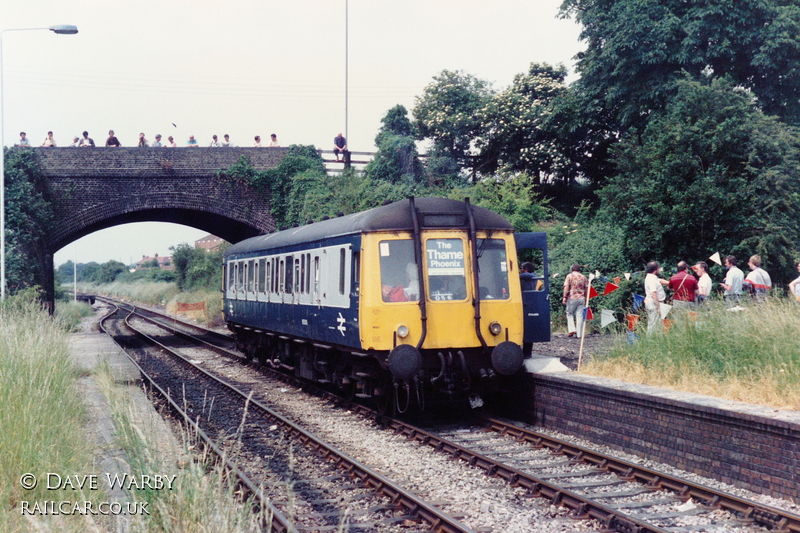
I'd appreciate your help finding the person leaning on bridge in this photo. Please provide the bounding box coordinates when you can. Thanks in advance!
[106,130,121,147]
[138,133,149,147]
[41,131,56,147]
[222,134,232,147]
[152,134,163,147]
[269,133,280,147]
[253,135,262,147]
[333,132,347,161]
[15,132,30,147]
[80,131,95,147]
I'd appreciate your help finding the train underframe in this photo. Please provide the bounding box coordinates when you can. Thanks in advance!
[230,325,520,414]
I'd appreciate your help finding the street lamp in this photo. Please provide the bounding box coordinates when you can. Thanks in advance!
[1,25,78,301]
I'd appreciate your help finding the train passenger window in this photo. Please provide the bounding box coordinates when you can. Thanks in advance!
[300,255,305,293]
[379,240,418,302]
[426,238,467,301]
[247,260,255,292]
[477,239,509,300]
[258,259,266,293]
[305,253,311,294]
[285,256,293,295]
[279,259,284,293]
[352,251,360,295]
[339,249,346,295]
[272,258,278,293]
[228,263,235,291]
[314,256,320,298]
[236,262,244,292]
[294,258,300,294]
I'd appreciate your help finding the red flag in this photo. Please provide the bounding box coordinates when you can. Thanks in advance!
[603,282,619,296]
[583,307,594,320]
[613,276,621,285]
[588,285,599,299]
[626,314,640,331]
[663,319,673,333]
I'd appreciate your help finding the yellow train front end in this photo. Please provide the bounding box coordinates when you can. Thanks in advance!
[359,227,524,404]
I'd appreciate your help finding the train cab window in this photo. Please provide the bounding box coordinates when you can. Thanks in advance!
[352,251,360,295]
[425,238,467,301]
[477,238,510,300]
[379,239,419,302]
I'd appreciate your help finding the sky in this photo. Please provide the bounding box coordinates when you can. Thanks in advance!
[1,0,585,267]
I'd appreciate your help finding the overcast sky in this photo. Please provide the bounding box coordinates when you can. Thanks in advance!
[1,1,584,267]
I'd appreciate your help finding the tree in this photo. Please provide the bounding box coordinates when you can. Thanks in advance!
[560,0,800,128]
[365,105,424,184]
[412,70,494,163]
[598,77,800,283]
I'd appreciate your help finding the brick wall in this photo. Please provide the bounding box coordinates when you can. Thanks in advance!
[523,372,800,500]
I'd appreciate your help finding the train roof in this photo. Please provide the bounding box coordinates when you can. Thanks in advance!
[225,197,515,257]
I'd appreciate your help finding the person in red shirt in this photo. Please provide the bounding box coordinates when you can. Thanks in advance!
[667,261,699,308]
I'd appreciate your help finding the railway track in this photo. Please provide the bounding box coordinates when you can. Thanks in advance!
[95,296,800,533]
[99,298,477,533]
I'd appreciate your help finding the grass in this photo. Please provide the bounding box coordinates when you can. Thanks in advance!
[54,300,96,331]
[93,362,270,533]
[582,297,800,410]
[0,296,93,533]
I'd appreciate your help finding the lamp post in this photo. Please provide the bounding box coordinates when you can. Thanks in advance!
[0,24,77,301]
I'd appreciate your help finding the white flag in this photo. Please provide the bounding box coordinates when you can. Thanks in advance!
[659,303,672,320]
[709,252,722,265]
[600,309,616,328]
[624,272,631,280]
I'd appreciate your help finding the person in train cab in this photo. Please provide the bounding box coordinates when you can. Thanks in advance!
[333,132,347,161]
[562,264,588,338]
[41,131,57,147]
[404,262,419,300]
[105,130,121,147]
[137,133,149,147]
[80,131,95,147]
[152,134,163,147]
[520,261,544,291]
[15,132,30,147]
[253,135,262,147]
[269,133,280,147]
[221,134,232,147]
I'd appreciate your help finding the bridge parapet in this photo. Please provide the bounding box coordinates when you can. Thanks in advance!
[34,146,289,178]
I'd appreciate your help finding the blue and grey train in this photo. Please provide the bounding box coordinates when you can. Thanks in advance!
[223,197,549,411]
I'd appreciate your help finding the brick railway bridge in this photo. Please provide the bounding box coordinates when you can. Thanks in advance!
[30,147,289,308]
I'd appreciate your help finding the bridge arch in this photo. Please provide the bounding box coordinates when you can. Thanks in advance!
[32,147,285,306]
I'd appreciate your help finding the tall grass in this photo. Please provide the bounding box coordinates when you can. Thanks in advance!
[54,300,95,332]
[0,296,92,532]
[93,363,270,532]
[583,298,800,410]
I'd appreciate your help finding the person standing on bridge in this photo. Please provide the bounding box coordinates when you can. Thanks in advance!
[80,131,95,147]
[253,135,262,147]
[15,132,30,147]
[333,132,347,161]
[152,134,163,147]
[106,130,121,147]
[166,136,177,147]
[222,134,232,147]
[186,135,199,147]
[138,133,149,147]
[269,133,280,147]
[41,131,57,147]
[209,134,221,147]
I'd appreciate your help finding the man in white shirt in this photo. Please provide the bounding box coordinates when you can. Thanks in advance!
[720,255,743,307]
[644,261,668,334]
[692,261,712,304]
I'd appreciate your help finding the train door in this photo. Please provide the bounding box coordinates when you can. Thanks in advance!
[514,233,550,344]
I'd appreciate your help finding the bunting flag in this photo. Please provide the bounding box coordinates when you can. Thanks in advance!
[588,285,599,299]
[600,309,616,328]
[626,313,640,331]
[709,252,722,266]
[614,276,621,285]
[624,273,631,281]
[602,282,619,296]
[627,331,639,345]
[601,276,608,283]
[659,302,673,320]
[663,319,673,333]
[583,307,594,320]
[552,272,561,278]
[632,293,645,311]
[595,270,601,279]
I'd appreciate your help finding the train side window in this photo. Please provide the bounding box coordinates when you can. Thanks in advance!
[279,259,284,293]
[352,251,360,295]
[477,238,510,300]
[258,259,266,293]
[339,248,346,295]
[314,256,320,299]
[228,262,235,291]
[285,256,293,295]
[247,260,255,293]
[272,258,278,294]
[294,257,301,295]
[300,255,306,294]
[305,253,311,294]
[379,240,418,302]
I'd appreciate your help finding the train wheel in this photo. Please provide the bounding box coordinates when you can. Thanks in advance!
[374,377,395,417]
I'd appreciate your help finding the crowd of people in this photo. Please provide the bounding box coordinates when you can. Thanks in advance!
[13,130,281,148]
[563,254,788,336]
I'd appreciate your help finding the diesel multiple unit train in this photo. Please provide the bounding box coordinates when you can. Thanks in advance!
[223,197,549,412]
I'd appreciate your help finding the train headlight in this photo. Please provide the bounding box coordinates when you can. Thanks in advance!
[489,321,502,336]
[397,325,409,338]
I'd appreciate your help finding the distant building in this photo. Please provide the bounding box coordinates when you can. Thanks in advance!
[135,253,174,271]
[195,234,227,252]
